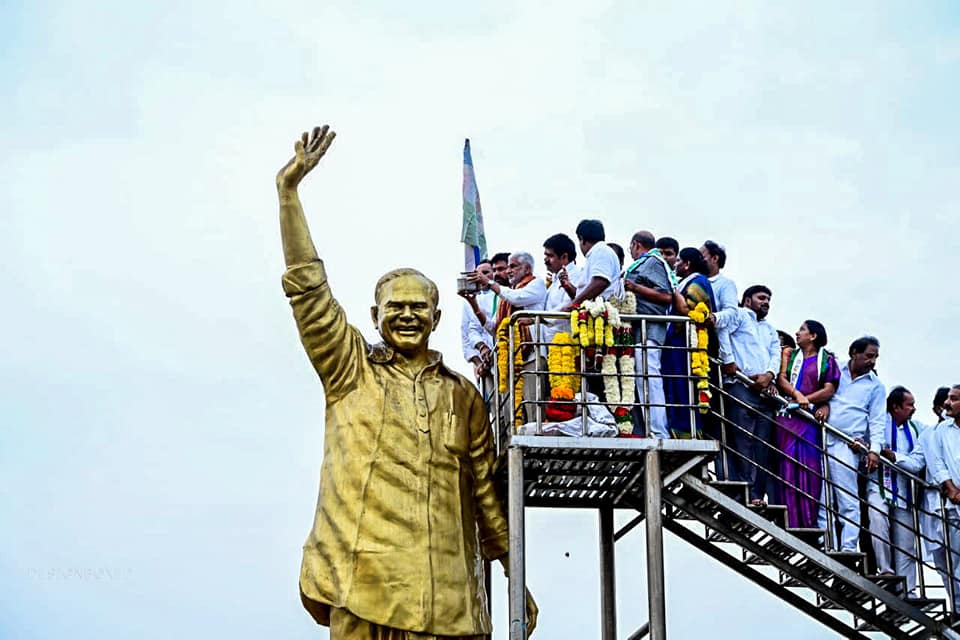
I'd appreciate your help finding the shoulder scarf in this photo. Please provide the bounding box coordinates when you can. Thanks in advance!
[495,274,535,358]
[624,250,678,291]
[879,417,918,507]
[787,348,831,390]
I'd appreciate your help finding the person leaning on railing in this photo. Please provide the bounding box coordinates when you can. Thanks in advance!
[867,387,921,594]
[710,285,781,507]
[882,390,956,604]
[662,247,716,439]
[925,385,960,611]
[623,231,674,438]
[775,320,840,530]
[817,337,886,553]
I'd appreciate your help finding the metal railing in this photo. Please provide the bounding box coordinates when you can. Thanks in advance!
[490,309,703,452]
[709,370,958,610]
[488,309,959,612]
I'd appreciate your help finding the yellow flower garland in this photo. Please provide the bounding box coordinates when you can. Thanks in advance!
[688,302,712,413]
[548,332,579,401]
[496,318,525,426]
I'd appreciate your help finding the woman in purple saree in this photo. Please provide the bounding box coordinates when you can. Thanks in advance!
[775,320,840,529]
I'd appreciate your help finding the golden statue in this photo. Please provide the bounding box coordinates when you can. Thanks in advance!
[276,126,536,639]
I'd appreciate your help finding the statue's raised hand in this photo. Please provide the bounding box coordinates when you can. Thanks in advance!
[276,125,336,192]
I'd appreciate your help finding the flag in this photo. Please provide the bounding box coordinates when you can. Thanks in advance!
[460,139,487,272]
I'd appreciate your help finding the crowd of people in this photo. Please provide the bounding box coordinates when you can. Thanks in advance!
[458,218,960,606]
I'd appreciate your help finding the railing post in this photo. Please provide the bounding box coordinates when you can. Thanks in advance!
[910,479,925,598]
[507,318,517,432]
[533,314,543,434]
[718,378,730,481]
[686,321,697,439]
[941,496,956,613]
[641,319,650,435]
[599,506,617,640]
[580,328,589,437]
[645,449,666,640]
[821,429,837,552]
[508,445,526,640]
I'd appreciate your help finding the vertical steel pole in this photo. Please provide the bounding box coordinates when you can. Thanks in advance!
[599,506,617,640]
[641,319,650,434]
[686,321,697,439]
[645,449,667,640]
[534,314,543,433]
[910,479,925,598]
[718,380,730,480]
[508,320,517,431]
[941,496,956,613]
[581,330,589,437]
[508,446,527,640]
[821,432,837,552]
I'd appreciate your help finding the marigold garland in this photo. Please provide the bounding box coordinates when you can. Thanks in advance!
[547,332,579,401]
[496,318,525,426]
[688,301,712,414]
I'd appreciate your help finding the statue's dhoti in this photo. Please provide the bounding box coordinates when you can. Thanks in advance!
[329,608,485,640]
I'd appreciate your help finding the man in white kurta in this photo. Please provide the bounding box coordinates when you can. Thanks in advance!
[927,385,960,611]
[869,387,920,593]
[818,337,886,552]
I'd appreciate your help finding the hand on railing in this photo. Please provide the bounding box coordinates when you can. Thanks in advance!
[812,404,829,423]
[945,480,960,505]
[730,368,915,483]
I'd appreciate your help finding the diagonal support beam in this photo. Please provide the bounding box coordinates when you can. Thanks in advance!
[664,519,871,640]
[671,474,960,639]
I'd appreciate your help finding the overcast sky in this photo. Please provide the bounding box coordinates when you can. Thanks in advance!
[3,2,960,639]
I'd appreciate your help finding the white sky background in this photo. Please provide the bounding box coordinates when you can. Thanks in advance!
[2,1,960,638]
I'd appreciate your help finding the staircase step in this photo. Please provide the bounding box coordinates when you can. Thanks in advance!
[783,551,864,590]
[743,532,808,566]
[827,551,865,572]
[747,503,788,528]
[854,598,946,631]
[706,480,749,503]
[784,527,825,548]
[865,573,907,596]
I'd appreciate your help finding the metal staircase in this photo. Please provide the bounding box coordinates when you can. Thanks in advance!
[661,472,958,639]
[492,310,960,639]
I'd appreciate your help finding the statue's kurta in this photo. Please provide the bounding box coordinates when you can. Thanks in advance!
[283,260,509,636]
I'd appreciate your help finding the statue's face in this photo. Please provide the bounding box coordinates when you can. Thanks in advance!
[372,275,441,355]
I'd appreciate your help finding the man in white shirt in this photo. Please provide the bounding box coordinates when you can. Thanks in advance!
[712,285,780,506]
[887,410,954,604]
[459,259,498,396]
[468,252,547,424]
[563,219,621,310]
[817,336,886,553]
[540,233,582,354]
[869,386,921,593]
[700,240,738,313]
[928,385,960,610]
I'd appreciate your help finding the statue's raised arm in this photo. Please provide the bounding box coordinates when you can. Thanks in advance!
[276,125,337,267]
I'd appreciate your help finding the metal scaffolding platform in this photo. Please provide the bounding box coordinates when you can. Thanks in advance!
[499,435,960,640]
[500,436,719,640]
[499,435,718,509]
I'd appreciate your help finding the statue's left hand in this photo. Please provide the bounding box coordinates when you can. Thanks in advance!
[276,125,337,192]
[525,588,538,637]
